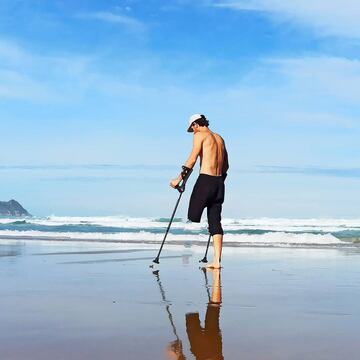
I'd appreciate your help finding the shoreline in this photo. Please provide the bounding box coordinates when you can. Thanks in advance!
[0,234,358,249]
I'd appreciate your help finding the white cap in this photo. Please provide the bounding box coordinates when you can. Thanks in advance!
[187,114,205,132]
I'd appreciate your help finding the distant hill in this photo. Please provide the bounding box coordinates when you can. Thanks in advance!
[0,200,30,216]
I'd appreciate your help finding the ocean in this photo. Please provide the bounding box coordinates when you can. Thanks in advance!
[0,216,359,248]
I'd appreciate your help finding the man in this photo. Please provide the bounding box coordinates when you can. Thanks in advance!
[170,114,229,269]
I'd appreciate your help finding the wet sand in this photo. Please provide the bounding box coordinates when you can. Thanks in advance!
[1,240,360,360]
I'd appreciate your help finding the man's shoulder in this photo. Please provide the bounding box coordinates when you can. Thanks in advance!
[194,132,207,140]
[212,132,225,142]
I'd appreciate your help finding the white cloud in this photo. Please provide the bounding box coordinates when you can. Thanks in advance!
[0,39,359,133]
[266,56,360,104]
[0,39,94,102]
[0,40,32,66]
[213,0,360,38]
[76,11,145,32]
[0,69,53,100]
[215,55,360,131]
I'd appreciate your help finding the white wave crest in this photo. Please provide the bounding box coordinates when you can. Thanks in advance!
[0,229,345,246]
[1,215,360,233]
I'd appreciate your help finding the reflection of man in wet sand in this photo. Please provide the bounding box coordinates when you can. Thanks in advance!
[170,114,229,269]
[186,269,224,360]
[165,269,224,360]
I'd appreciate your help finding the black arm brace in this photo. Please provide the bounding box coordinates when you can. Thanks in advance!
[181,166,192,181]
[176,166,193,193]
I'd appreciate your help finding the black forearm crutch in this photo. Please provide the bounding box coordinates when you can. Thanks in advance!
[152,167,193,265]
[199,233,211,263]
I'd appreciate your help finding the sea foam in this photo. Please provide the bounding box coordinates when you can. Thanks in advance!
[0,215,358,248]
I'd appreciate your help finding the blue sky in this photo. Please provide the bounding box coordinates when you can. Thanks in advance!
[0,0,359,217]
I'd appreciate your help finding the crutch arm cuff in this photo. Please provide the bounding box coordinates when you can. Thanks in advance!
[181,166,192,182]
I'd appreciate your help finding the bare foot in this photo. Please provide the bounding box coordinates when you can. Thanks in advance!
[205,262,221,269]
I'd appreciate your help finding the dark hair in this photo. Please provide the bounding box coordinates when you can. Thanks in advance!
[193,114,209,128]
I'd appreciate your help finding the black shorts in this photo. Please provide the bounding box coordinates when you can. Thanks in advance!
[188,174,225,235]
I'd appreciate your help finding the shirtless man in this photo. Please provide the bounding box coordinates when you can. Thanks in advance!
[170,114,229,269]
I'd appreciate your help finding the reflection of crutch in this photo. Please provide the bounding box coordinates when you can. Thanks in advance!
[152,270,186,359]
[200,267,211,302]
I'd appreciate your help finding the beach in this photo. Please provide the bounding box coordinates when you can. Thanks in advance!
[1,239,359,360]
[2,0,360,358]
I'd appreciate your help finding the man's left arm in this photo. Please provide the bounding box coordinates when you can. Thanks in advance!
[222,146,229,174]
[170,133,203,188]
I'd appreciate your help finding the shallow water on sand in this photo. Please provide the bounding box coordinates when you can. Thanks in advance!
[1,241,360,360]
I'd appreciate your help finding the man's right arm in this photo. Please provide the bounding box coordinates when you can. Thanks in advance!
[170,133,203,188]
[184,132,204,169]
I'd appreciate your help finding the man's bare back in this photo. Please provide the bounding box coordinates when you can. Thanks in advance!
[170,130,228,183]
[198,131,228,176]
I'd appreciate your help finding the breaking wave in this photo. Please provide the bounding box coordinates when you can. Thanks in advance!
[0,215,359,248]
